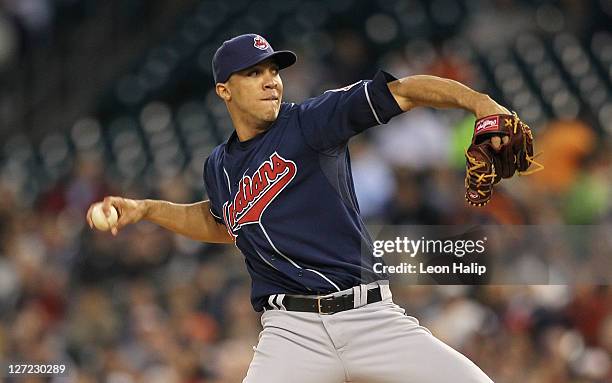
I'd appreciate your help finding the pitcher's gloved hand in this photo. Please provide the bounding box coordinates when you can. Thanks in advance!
[465,112,543,207]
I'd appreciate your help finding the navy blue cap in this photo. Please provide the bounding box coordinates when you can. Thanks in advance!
[212,34,297,84]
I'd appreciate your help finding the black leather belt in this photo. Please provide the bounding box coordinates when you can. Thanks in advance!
[266,287,383,315]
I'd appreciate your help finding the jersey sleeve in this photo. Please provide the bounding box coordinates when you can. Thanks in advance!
[202,155,224,224]
[298,70,403,152]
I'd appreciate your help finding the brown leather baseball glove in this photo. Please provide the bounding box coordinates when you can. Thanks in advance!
[465,112,543,207]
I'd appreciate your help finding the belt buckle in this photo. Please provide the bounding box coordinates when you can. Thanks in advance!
[316,295,334,315]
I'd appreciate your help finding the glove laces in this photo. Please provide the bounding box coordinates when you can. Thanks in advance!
[464,149,496,196]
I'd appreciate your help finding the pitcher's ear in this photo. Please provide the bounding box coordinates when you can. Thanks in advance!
[216,83,231,101]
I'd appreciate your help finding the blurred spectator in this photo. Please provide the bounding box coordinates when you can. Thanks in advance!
[530,119,596,195]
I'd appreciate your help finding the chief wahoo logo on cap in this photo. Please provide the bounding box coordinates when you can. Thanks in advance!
[253,35,269,50]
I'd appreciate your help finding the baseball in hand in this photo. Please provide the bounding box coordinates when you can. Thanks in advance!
[91,203,119,231]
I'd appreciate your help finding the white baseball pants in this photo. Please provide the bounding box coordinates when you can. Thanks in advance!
[243,286,494,383]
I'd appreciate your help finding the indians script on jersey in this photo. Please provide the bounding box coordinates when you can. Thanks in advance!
[223,152,297,234]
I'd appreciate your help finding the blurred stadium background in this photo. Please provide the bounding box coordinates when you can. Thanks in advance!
[0,0,611,382]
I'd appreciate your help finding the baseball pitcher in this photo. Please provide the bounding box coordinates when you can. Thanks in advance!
[87,34,539,382]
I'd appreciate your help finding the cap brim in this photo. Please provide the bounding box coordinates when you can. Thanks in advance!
[224,50,297,82]
[266,50,297,70]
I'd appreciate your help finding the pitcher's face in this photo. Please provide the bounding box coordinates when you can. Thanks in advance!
[222,59,284,123]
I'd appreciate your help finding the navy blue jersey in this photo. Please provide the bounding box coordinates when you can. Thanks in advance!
[204,70,403,311]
